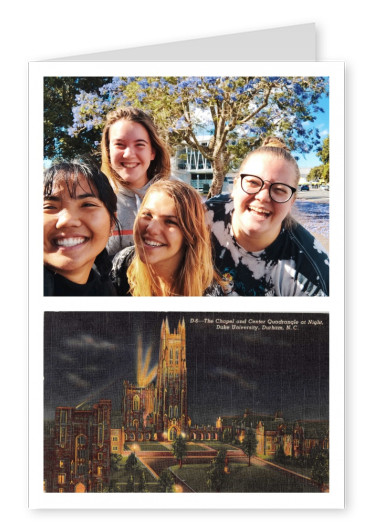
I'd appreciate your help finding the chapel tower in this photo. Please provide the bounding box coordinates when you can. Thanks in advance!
[154,317,188,441]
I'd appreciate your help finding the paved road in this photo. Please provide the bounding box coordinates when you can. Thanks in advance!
[296,189,329,203]
[293,190,329,251]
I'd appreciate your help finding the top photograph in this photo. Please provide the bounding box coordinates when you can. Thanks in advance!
[43,75,329,297]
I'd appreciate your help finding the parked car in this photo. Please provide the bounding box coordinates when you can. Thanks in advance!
[300,184,310,191]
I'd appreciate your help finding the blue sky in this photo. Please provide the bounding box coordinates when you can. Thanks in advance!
[294,92,329,170]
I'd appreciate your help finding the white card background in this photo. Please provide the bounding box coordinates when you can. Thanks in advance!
[4,0,371,525]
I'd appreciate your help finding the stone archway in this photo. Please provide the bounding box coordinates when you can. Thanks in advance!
[169,427,177,441]
[74,482,86,493]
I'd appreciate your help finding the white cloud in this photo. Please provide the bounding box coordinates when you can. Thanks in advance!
[66,372,89,388]
[66,334,116,351]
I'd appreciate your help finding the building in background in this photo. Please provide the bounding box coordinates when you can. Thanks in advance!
[172,137,235,194]
[46,400,111,493]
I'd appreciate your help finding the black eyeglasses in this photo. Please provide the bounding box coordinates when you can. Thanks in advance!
[240,174,296,203]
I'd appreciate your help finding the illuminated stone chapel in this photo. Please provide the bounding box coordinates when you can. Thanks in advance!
[121,317,189,443]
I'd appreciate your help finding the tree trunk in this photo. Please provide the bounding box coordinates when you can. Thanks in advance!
[207,152,229,199]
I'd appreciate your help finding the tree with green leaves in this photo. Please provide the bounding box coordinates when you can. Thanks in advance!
[307,165,321,182]
[124,452,141,492]
[124,451,138,471]
[241,430,258,466]
[274,444,286,465]
[44,77,111,161]
[110,453,122,472]
[222,428,232,444]
[317,135,329,165]
[311,450,329,487]
[60,76,328,196]
[307,136,329,183]
[157,469,175,492]
[317,135,329,182]
[125,475,134,493]
[106,479,119,492]
[207,448,228,492]
[137,470,147,492]
[172,435,187,468]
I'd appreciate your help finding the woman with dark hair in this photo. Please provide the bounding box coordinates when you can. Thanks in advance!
[206,137,329,296]
[111,180,223,296]
[101,106,171,257]
[43,158,119,296]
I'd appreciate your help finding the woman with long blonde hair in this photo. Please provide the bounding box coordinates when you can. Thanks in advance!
[111,180,223,296]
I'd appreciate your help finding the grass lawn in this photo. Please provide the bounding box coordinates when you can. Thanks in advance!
[170,462,320,493]
[124,442,171,452]
[171,464,211,492]
[204,442,239,451]
[271,462,313,478]
[186,443,213,452]
[110,460,160,492]
[262,457,313,478]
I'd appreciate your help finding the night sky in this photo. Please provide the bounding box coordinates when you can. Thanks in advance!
[44,312,329,424]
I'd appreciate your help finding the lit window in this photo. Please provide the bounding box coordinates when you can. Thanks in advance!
[133,395,140,411]
[58,473,66,485]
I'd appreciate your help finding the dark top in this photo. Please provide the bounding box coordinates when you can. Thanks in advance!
[111,246,134,296]
[44,266,117,296]
[206,194,329,296]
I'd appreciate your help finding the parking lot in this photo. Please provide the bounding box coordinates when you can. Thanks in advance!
[297,189,329,203]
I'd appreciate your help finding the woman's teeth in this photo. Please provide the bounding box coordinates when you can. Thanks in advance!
[55,237,86,247]
[144,239,164,247]
[249,206,271,217]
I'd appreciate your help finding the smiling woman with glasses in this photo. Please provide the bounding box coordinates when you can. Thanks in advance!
[206,137,329,296]
[240,174,297,202]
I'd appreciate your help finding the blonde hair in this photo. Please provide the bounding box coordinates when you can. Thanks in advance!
[127,180,218,296]
[236,136,299,229]
[238,136,301,189]
[100,107,171,192]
